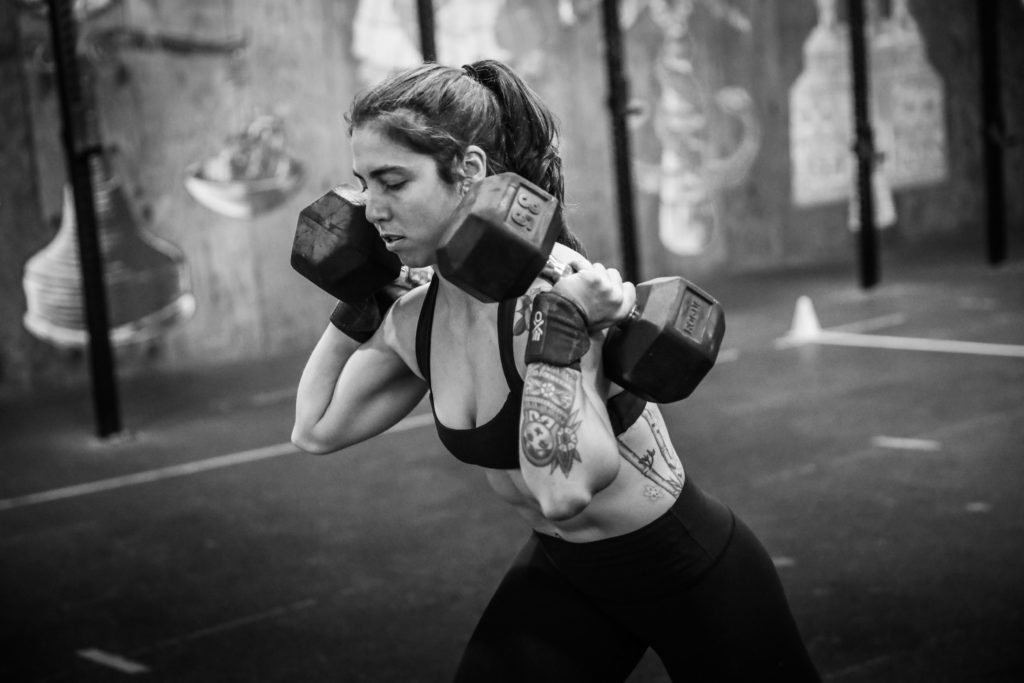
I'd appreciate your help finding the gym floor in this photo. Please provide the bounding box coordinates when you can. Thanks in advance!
[2,238,1023,682]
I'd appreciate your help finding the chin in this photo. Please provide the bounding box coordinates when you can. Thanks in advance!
[398,252,433,269]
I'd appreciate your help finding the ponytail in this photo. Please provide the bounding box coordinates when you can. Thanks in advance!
[464,61,564,205]
[463,60,587,257]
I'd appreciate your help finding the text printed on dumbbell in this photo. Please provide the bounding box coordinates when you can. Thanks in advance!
[507,187,544,231]
[509,207,536,230]
[681,292,710,341]
[516,189,543,214]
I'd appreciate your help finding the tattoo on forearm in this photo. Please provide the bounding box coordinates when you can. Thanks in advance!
[617,407,683,500]
[520,365,583,476]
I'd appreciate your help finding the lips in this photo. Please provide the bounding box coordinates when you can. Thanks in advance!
[379,233,405,251]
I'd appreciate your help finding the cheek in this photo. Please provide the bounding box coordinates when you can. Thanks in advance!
[416,192,461,232]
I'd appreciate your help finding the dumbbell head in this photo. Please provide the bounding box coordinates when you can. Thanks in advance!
[603,276,725,404]
[436,173,562,303]
[291,186,402,303]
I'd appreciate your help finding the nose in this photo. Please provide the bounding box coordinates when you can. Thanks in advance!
[363,190,390,225]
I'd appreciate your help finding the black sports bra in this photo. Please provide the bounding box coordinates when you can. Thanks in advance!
[415,278,646,470]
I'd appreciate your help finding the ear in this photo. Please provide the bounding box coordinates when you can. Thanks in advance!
[459,145,487,183]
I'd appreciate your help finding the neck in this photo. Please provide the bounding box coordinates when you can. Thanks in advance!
[433,270,493,317]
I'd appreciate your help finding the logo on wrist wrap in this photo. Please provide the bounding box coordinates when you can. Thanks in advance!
[530,310,545,342]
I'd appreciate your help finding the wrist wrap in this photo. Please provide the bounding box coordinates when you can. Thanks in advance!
[329,298,380,343]
[524,292,590,369]
[328,287,405,343]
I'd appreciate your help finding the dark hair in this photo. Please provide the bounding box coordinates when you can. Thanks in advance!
[346,60,586,256]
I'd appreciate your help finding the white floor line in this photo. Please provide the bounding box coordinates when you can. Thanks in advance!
[0,412,435,512]
[871,436,942,451]
[810,329,1024,357]
[828,312,907,334]
[140,598,318,654]
[777,296,1024,358]
[76,648,150,675]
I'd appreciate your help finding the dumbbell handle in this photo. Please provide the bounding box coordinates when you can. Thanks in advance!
[538,256,642,326]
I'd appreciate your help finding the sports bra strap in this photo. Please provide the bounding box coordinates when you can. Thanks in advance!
[415,277,440,383]
[497,298,524,391]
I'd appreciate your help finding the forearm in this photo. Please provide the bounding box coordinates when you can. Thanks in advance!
[519,361,620,521]
[292,325,364,452]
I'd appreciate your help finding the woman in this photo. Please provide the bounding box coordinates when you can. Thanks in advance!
[292,59,820,682]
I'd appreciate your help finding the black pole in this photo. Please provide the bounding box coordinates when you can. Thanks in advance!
[45,0,122,437]
[416,0,436,62]
[847,0,879,289]
[600,0,640,283]
[978,0,1007,265]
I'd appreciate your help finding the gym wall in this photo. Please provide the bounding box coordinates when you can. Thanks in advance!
[1,0,1021,398]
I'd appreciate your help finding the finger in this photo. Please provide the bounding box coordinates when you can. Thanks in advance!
[564,258,592,273]
[604,267,623,290]
[617,281,637,322]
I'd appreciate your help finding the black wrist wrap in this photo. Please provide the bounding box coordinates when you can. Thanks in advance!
[524,292,590,369]
[329,285,405,343]
[329,298,380,343]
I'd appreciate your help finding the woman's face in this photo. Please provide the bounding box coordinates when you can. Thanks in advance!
[351,125,463,268]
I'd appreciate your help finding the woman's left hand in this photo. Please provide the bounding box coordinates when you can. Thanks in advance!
[551,261,636,331]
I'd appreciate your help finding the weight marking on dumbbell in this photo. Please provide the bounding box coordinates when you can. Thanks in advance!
[516,188,543,214]
[509,206,536,230]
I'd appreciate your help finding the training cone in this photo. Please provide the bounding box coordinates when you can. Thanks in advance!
[788,295,821,340]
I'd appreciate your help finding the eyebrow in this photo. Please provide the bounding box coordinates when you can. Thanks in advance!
[352,165,407,182]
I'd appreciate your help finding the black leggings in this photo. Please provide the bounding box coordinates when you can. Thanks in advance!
[453,481,821,682]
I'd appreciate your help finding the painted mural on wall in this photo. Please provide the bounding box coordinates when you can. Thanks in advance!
[184,111,306,220]
[352,0,512,85]
[169,19,306,220]
[623,0,760,256]
[790,0,948,230]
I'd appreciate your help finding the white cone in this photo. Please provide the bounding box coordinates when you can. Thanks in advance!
[788,296,821,340]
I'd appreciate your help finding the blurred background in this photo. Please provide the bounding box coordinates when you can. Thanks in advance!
[3,0,1021,394]
[1,1,1022,681]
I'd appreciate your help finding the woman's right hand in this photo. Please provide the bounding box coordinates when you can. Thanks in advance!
[551,261,636,332]
[331,266,433,342]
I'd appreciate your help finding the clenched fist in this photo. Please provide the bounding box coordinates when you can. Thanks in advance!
[551,261,636,332]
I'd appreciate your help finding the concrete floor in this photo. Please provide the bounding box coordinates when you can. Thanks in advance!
[2,240,1023,682]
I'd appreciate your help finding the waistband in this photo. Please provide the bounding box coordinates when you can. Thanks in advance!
[535,478,735,596]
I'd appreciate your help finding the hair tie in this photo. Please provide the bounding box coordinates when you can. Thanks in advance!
[462,64,480,82]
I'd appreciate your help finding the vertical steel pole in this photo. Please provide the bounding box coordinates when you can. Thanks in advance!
[416,0,437,62]
[601,0,640,283]
[978,0,1007,265]
[45,0,122,437]
[847,0,879,289]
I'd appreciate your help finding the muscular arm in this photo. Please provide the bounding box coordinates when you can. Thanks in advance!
[519,360,620,520]
[292,295,427,454]
[517,285,620,521]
